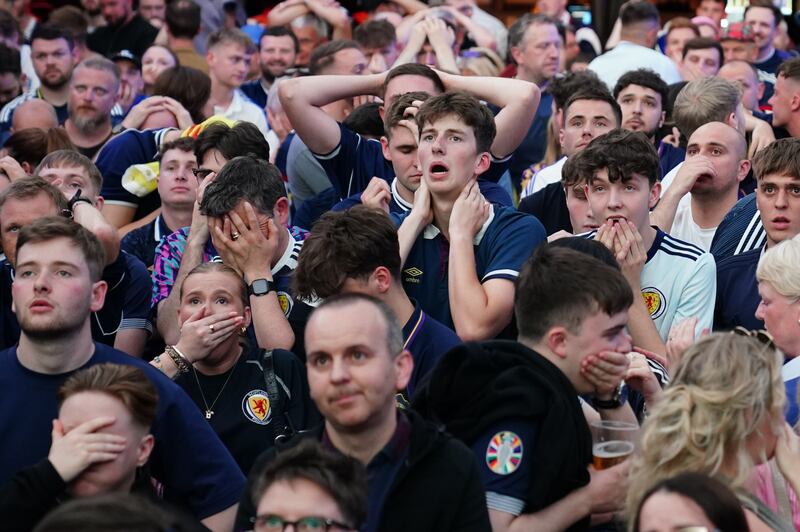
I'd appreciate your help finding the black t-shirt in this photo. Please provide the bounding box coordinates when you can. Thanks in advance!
[518,181,571,236]
[174,346,317,474]
[87,14,158,57]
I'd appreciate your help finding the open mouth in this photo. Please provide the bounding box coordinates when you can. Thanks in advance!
[429,162,449,178]
[607,215,627,224]
[772,216,791,229]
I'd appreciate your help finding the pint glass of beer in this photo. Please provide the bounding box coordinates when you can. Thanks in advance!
[590,420,638,470]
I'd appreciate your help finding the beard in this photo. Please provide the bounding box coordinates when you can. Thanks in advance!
[39,72,70,91]
[70,108,108,133]
[18,311,86,340]
[261,63,288,83]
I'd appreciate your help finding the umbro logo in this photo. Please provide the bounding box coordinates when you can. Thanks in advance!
[404,267,423,284]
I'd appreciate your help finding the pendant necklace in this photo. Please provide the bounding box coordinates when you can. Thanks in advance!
[193,358,239,420]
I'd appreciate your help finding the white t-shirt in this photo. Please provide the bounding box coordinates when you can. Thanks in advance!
[670,196,717,251]
[520,156,567,199]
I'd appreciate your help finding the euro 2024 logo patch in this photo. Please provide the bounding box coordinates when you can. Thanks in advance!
[641,287,666,319]
[486,431,523,475]
[242,390,272,425]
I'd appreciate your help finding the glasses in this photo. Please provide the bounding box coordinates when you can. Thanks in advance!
[732,326,774,348]
[252,515,354,532]
[191,167,215,180]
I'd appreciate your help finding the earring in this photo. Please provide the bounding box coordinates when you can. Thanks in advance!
[240,326,247,335]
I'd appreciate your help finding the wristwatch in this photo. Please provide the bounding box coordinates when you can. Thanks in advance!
[592,386,623,409]
[248,278,275,297]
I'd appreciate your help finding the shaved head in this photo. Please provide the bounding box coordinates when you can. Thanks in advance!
[11,99,58,133]
[691,121,747,160]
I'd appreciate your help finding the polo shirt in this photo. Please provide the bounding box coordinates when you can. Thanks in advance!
[212,90,269,139]
[397,205,546,331]
[583,227,716,340]
[714,247,764,331]
[0,252,152,350]
[174,345,312,474]
[710,193,766,262]
[0,342,244,517]
[121,214,173,271]
[588,41,682,90]
[240,78,269,109]
[331,178,513,216]
[322,412,411,532]
[87,13,158,57]
[403,299,461,398]
[97,128,173,221]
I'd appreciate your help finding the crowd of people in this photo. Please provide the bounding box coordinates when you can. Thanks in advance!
[0,0,799,530]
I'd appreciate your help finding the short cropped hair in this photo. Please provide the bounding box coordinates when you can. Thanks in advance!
[672,77,740,139]
[36,150,103,196]
[666,17,700,39]
[354,19,396,49]
[309,39,361,75]
[383,91,430,138]
[16,216,105,281]
[575,128,660,186]
[682,36,724,64]
[261,25,300,53]
[619,0,660,27]
[415,91,495,154]
[59,363,158,430]
[294,206,400,300]
[343,102,383,139]
[200,155,286,217]
[613,68,669,110]
[744,0,782,28]
[310,293,404,357]
[752,137,800,181]
[563,88,623,127]
[549,70,606,111]
[252,439,368,529]
[48,6,89,46]
[381,63,445,99]
[0,177,68,218]
[507,14,559,54]
[515,245,633,341]
[30,22,75,50]
[165,0,201,39]
[777,56,800,81]
[194,121,270,163]
[207,27,255,53]
[74,57,120,93]
[157,136,195,161]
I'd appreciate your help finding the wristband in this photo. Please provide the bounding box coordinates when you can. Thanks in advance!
[165,345,191,373]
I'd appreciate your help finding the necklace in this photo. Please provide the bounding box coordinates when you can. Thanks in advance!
[192,357,240,420]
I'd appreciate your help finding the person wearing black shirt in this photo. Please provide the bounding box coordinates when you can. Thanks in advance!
[150,262,315,473]
[87,0,158,57]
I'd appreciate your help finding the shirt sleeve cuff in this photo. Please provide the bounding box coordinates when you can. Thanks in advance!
[487,491,525,516]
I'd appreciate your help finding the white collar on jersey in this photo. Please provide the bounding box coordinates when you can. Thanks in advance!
[423,203,495,245]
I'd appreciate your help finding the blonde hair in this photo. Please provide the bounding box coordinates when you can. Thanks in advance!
[756,234,800,300]
[627,333,785,518]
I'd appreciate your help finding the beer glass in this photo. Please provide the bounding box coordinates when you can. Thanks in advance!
[591,420,638,470]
